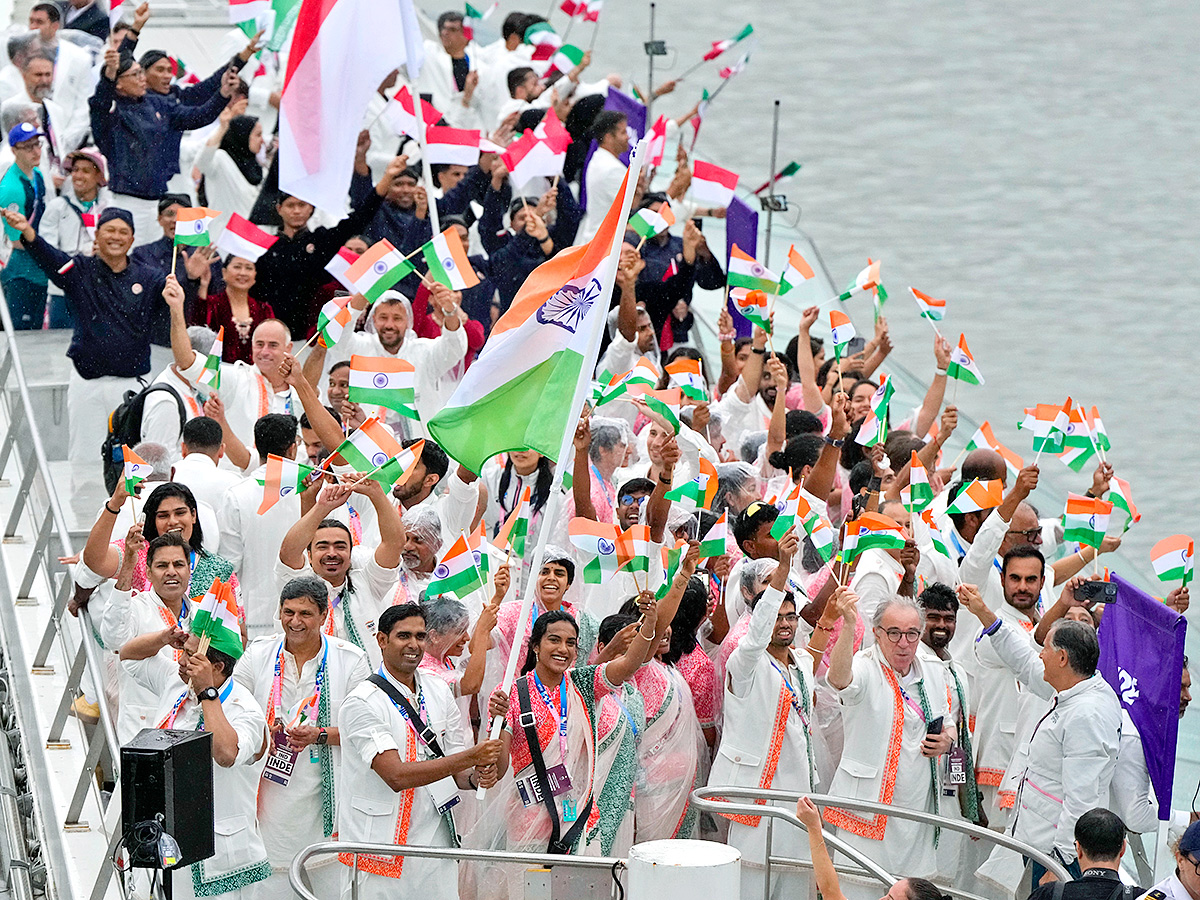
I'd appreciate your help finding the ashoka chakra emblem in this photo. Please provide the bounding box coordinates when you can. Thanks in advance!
[597,538,615,555]
[372,261,388,275]
[371,452,388,466]
[433,564,450,579]
[373,373,389,388]
[536,278,601,333]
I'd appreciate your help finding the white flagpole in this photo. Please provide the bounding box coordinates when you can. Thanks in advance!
[477,137,650,801]
[416,122,441,236]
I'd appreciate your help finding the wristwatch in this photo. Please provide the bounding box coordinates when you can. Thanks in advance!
[197,687,219,703]
[315,728,329,746]
[824,435,844,448]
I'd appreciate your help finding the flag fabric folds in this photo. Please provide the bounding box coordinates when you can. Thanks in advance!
[348,355,419,420]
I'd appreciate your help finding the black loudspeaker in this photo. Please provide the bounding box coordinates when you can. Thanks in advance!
[121,729,215,868]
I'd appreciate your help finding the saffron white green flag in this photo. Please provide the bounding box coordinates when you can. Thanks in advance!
[428,144,644,473]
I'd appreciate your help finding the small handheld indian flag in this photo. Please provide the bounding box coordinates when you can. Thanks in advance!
[796,495,835,563]
[946,478,1003,515]
[256,454,316,514]
[334,417,404,474]
[909,287,946,322]
[495,486,532,558]
[854,376,895,448]
[346,239,414,301]
[616,523,653,574]
[197,326,223,389]
[1056,406,1096,472]
[946,334,984,385]
[1086,405,1111,453]
[316,295,354,349]
[698,512,731,559]
[427,532,486,599]
[1062,493,1112,549]
[908,451,934,511]
[422,227,479,290]
[597,357,659,405]
[1021,398,1072,456]
[665,357,707,401]
[779,245,815,295]
[665,457,718,510]
[770,482,803,540]
[173,207,219,247]
[629,201,675,240]
[369,439,425,490]
[642,387,682,434]
[548,43,586,78]
[916,508,952,560]
[215,213,277,263]
[728,244,779,293]
[122,444,153,494]
[734,288,772,333]
[1150,535,1194,587]
[829,309,855,359]
[348,355,418,420]
[965,421,1024,478]
[191,579,243,658]
[569,518,623,584]
[1108,477,1140,533]
[847,511,907,556]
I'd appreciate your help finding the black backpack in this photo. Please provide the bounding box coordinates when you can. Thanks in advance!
[101,382,187,493]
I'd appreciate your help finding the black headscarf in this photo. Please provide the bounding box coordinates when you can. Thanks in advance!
[220,115,263,186]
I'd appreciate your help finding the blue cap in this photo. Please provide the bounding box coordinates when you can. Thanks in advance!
[1181,820,1200,857]
[7,123,43,147]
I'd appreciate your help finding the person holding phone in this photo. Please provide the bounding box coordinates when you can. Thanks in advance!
[825,595,956,892]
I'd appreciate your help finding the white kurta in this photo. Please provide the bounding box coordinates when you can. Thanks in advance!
[100,587,193,743]
[138,658,271,900]
[579,146,626,244]
[234,635,371,900]
[172,453,244,516]
[218,468,300,638]
[141,363,205,460]
[337,668,467,900]
[181,354,300,453]
[827,644,952,890]
[274,549,401,669]
[712,584,817,900]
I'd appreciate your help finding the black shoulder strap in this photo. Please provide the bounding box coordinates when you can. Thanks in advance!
[367,674,446,758]
[516,677,594,855]
[1052,880,1065,900]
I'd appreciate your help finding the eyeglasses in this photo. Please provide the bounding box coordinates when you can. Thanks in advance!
[1006,527,1042,544]
[619,494,648,508]
[776,613,799,624]
[880,628,922,644]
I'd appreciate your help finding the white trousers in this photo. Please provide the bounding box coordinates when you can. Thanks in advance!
[67,369,139,468]
[108,194,162,248]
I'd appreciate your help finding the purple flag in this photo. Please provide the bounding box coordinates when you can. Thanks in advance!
[579,88,647,211]
[724,195,759,337]
[1097,573,1187,819]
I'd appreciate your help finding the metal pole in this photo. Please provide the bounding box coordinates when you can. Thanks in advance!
[646,3,656,123]
[764,99,780,267]
[763,816,774,900]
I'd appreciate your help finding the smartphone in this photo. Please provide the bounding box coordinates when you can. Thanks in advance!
[925,716,944,736]
[691,217,703,231]
[1075,581,1117,602]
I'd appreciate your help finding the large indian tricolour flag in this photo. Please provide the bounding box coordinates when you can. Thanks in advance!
[278,0,424,213]
[429,143,645,474]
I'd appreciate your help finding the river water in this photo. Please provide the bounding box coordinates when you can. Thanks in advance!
[589,0,1200,793]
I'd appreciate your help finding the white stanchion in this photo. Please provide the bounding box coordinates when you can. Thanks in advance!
[627,840,741,899]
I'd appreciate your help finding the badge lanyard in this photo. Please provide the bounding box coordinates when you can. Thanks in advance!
[769,659,810,729]
[269,636,328,726]
[377,668,434,754]
[533,672,569,762]
[160,678,233,730]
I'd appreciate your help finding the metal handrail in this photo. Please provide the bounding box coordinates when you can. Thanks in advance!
[692,787,1073,887]
[0,302,123,900]
[288,841,625,900]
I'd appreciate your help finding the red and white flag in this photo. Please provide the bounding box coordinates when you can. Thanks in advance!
[215,214,277,263]
[646,115,668,167]
[228,0,271,24]
[533,106,572,154]
[384,85,442,141]
[109,0,127,25]
[324,246,360,291]
[424,125,481,166]
[690,159,738,207]
[501,130,561,189]
[280,0,425,214]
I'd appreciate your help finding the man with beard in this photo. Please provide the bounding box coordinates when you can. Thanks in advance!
[323,288,467,435]
[714,318,793,455]
[969,543,1048,831]
[917,583,985,886]
[276,478,406,668]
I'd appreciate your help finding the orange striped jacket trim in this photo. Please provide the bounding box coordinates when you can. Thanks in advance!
[822,662,905,841]
[998,790,1016,809]
[719,686,791,827]
[338,727,417,877]
[976,767,1006,787]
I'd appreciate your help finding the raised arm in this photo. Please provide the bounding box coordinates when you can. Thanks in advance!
[824,586,860,691]
[614,245,643,343]
[571,417,597,521]
[645,432,680,544]
[764,355,789,462]
[602,593,660,685]
[459,567,507,697]
[279,482,355,570]
[82,480,130,578]
[796,797,849,900]
[164,275,199,371]
[279,353,345,461]
[803,392,850,500]
[1033,575,1097,646]
[355,477,405,569]
[912,335,952,438]
[794,306,826,414]
[716,306,740,396]
[734,318,770,403]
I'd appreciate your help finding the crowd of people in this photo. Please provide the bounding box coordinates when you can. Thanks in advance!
[0,4,1194,900]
